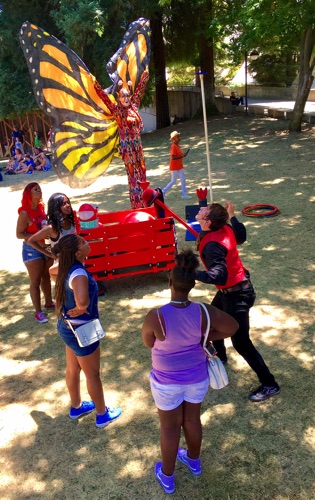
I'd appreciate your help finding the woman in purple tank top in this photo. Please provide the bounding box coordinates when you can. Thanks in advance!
[142,249,238,495]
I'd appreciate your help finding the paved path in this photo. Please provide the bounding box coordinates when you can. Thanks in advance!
[247,98,315,115]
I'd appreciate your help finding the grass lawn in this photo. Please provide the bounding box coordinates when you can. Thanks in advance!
[0,114,314,500]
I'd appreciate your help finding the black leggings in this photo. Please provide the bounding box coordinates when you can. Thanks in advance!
[212,285,276,386]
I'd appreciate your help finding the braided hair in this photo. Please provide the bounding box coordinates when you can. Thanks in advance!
[170,249,199,293]
[47,193,75,234]
[52,234,80,315]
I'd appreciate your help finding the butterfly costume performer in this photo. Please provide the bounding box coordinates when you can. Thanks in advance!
[19,19,151,208]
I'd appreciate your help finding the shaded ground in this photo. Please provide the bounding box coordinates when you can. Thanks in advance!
[0,114,314,499]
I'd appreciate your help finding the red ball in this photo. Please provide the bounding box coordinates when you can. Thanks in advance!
[78,203,98,221]
[121,211,155,224]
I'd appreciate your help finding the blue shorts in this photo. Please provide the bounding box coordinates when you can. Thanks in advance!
[57,317,100,357]
[22,242,45,263]
[150,372,209,411]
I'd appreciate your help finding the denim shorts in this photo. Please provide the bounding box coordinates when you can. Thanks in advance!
[22,242,45,263]
[149,372,209,411]
[57,317,100,357]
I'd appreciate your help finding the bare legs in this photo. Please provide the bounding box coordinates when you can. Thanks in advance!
[158,406,182,475]
[25,258,53,313]
[157,401,202,476]
[65,346,106,414]
[182,402,202,459]
[65,347,81,407]
[41,258,54,305]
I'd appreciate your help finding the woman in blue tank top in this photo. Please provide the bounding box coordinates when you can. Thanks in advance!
[142,249,238,495]
[52,234,122,429]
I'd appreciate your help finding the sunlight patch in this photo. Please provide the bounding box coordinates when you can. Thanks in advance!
[303,427,315,449]
[251,306,299,331]
[0,404,37,447]
[34,380,67,408]
[262,245,277,251]
[258,178,285,185]
[0,357,41,377]
[250,418,265,429]
[296,352,314,368]
[220,431,246,450]
[119,460,145,477]
[201,403,235,426]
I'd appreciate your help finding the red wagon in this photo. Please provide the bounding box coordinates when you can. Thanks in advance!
[76,206,177,282]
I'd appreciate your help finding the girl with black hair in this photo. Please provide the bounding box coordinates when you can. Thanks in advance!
[142,249,238,495]
[53,234,122,428]
[28,193,76,279]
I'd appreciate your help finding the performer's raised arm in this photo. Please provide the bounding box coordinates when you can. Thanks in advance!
[132,71,149,106]
[94,80,116,114]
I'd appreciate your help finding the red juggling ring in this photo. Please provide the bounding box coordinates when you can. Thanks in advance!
[242,204,281,217]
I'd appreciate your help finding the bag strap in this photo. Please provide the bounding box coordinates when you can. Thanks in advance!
[156,308,166,338]
[62,312,76,334]
[198,302,218,359]
[197,302,210,348]
[65,319,76,334]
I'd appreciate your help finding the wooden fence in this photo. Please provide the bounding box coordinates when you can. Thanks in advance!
[0,112,53,158]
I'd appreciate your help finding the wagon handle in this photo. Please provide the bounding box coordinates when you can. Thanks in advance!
[142,186,199,238]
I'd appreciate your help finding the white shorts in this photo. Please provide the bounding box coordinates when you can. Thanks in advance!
[149,372,209,411]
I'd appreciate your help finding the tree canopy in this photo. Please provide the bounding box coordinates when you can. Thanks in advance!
[0,0,314,131]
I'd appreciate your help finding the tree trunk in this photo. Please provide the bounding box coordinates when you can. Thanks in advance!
[199,34,216,113]
[289,28,315,133]
[197,0,217,115]
[151,14,170,129]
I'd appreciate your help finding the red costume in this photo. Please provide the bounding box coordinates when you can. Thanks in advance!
[95,72,149,209]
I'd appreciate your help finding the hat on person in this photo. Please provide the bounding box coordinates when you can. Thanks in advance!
[170,131,180,141]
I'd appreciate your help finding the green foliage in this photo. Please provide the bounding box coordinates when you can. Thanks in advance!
[250,52,299,87]
[0,61,36,118]
[0,0,61,118]
[50,0,105,59]
[167,66,196,86]
[0,0,313,123]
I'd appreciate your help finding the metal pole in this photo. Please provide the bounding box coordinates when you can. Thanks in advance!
[154,199,199,238]
[197,72,213,203]
[245,51,248,115]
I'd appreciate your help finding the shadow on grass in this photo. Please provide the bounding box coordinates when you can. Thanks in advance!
[1,267,314,499]
[1,115,314,499]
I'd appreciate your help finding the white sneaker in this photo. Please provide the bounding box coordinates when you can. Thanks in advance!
[181,195,192,200]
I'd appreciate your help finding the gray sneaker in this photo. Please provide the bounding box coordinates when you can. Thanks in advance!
[248,384,280,402]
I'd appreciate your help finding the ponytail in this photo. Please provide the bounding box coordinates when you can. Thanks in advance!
[54,234,80,315]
